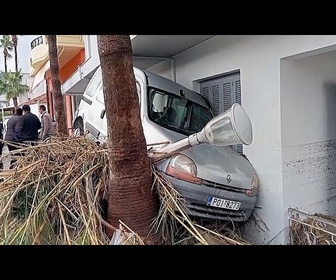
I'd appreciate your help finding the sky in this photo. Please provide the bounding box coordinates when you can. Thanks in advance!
[0,35,40,74]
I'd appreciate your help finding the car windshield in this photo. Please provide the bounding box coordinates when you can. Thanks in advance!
[148,88,213,135]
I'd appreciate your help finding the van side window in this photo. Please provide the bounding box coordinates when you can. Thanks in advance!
[150,92,167,120]
[189,103,213,133]
[148,88,213,136]
[171,98,187,128]
[96,81,104,104]
[86,68,102,98]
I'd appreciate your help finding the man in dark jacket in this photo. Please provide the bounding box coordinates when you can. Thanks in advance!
[16,104,41,144]
[5,107,23,147]
[5,107,23,168]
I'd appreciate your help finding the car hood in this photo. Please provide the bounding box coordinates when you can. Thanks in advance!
[149,124,256,190]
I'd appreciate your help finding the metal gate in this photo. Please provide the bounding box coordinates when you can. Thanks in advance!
[288,208,336,245]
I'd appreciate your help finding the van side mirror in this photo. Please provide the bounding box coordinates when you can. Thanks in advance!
[100,109,106,119]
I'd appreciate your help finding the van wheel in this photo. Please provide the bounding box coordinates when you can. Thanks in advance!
[73,118,84,136]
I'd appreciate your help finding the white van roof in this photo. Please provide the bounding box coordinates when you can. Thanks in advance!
[89,66,211,109]
[142,69,210,109]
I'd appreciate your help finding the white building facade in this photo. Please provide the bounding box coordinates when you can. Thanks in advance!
[63,35,336,245]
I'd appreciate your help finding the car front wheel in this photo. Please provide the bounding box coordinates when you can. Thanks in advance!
[73,118,84,136]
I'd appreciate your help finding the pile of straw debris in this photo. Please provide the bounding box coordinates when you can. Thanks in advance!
[289,209,336,245]
[0,136,250,245]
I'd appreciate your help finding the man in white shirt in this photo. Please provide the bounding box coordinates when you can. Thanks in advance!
[38,105,55,141]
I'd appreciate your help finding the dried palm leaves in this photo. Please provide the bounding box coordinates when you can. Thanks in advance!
[0,137,109,245]
[0,136,249,245]
[289,208,336,245]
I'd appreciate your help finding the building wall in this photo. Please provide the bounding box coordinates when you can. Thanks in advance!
[281,51,336,231]
[30,103,44,118]
[60,35,336,244]
[147,35,336,244]
[59,50,86,82]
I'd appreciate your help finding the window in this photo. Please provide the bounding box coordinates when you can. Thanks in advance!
[96,81,104,104]
[171,98,187,127]
[148,88,213,136]
[200,71,243,154]
[85,68,102,98]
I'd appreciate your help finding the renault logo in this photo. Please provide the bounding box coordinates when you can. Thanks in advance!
[226,174,232,184]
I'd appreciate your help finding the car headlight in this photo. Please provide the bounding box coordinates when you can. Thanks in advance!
[246,173,258,197]
[166,154,201,184]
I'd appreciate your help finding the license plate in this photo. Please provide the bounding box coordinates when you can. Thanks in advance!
[207,196,241,210]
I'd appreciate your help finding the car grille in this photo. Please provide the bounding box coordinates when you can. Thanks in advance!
[202,179,245,193]
[185,201,248,222]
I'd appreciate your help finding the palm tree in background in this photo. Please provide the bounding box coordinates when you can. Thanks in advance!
[46,35,67,135]
[0,70,29,107]
[11,35,18,72]
[0,35,13,72]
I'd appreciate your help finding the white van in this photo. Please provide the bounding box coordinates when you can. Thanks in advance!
[73,66,259,222]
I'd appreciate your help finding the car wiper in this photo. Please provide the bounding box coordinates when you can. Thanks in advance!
[177,127,198,135]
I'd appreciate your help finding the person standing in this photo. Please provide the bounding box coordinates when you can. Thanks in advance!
[38,104,54,141]
[0,120,4,169]
[5,107,23,147]
[16,104,41,145]
[5,107,23,167]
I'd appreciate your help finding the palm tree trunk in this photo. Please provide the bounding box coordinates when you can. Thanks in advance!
[11,35,18,72]
[14,46,18,72]
[12,97,18,107]
[3,50,7,73]
[97,35,162,244]
[12,35,18,107]
[46,35,67,136]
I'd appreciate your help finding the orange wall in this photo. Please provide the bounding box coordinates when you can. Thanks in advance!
[46,49,85,134]
[59,50,85,83]
[46,49,85,83]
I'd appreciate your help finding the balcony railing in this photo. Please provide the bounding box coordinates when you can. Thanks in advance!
[31,36,43,50]
[29,35,84,76]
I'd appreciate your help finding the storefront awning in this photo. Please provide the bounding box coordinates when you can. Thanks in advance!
[62,56,100,96]
[132,35,215,68]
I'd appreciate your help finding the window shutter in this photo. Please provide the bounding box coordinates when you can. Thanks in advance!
[223,81,232,113]
[201,86,210,103]
[212,84,220,116]
[200,71,243,154]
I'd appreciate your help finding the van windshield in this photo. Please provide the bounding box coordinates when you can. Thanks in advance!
[148,89,213,135]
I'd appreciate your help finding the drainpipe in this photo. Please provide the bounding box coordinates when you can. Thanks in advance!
[133,56,176,82]
[78,64,84,79]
